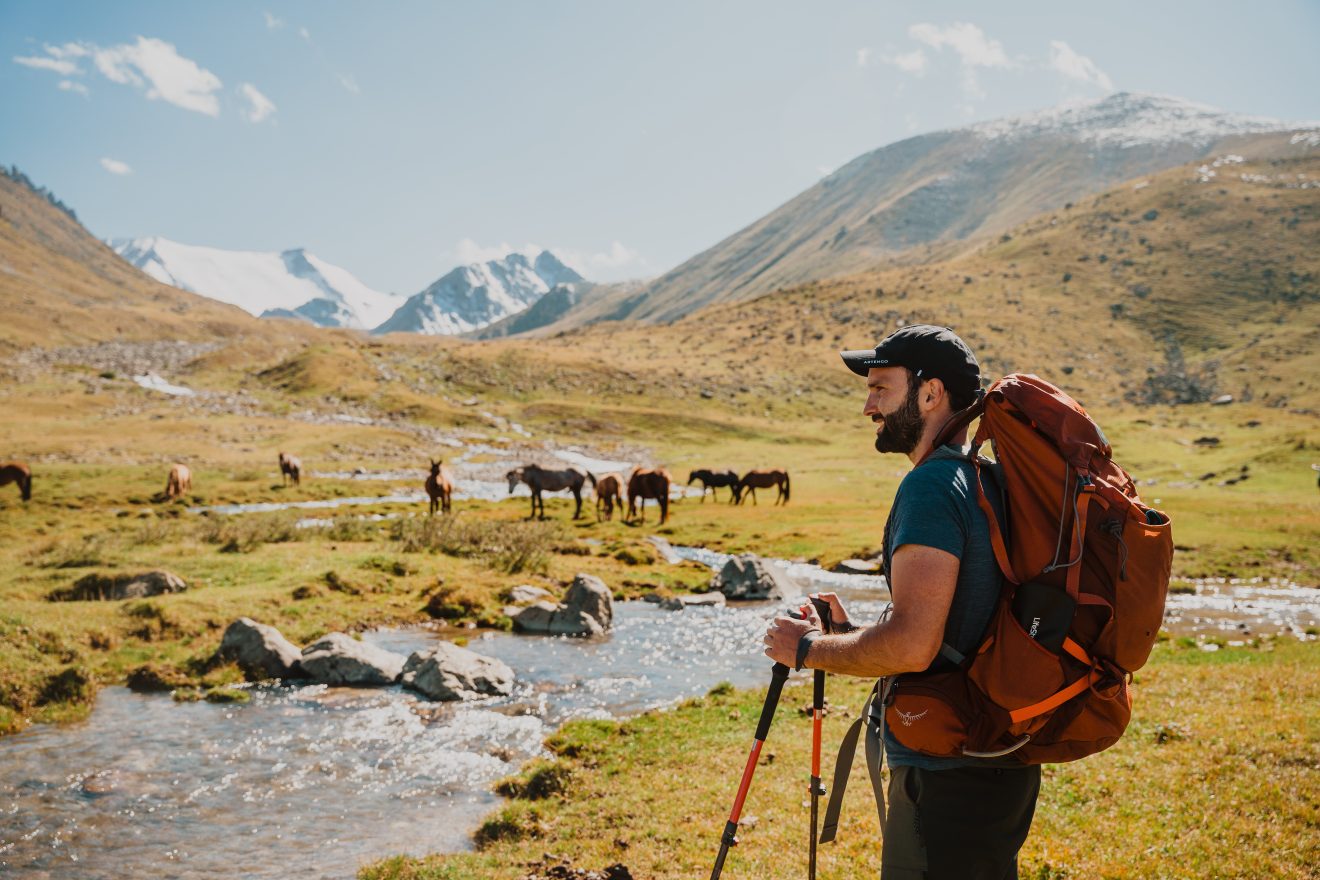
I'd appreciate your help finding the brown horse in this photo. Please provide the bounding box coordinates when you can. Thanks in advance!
[627,467,672,525]
[0,461,32,501]
[506,464,588,519]
[736,468,790,506]
[165,463,192,499]
[688,468,741,504]
[279,452,302,486]
[592,472,623,522]
[425,459,454,515]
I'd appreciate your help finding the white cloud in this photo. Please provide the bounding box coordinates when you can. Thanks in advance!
[13,54,80,75]
[886,49,928,76]
[455,238,533,265]
[909,22,1012,69]
[264,11,284,29]
[92,36,223,116]
[338,73,361,94]
[1048,40,1114,92]
[817,165,835,177]
[100,157,132,176]
[299,27,312,42]
[856,48,872,68]
[239,82,276,123]
[58,80,89,97]
[907,22,1014,98]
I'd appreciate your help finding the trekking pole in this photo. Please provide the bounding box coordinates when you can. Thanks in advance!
[709,660,790,880]
[807,597,832,880]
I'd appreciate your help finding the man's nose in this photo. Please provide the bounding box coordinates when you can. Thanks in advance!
[863,393,879,417]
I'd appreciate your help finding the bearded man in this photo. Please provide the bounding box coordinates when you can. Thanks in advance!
[763,324,1040,880]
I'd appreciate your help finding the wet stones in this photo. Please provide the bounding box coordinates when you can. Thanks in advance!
[48,569,187,602]
[712,554,801,600]
[509,573,613,636]
[300,633,406,686]
[401,642,514,701]
[658,593,727,611]
[508,585,554,604]
[216,617,306,681]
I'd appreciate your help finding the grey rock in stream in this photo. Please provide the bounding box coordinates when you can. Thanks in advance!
[712,554,802,600]
[216,617,305,680]
[401,642,514,701]
[49,569,187,601]
[659,593,728,611]
[300,633,405,685]
[510,573,613,636]
[508,585,554,604]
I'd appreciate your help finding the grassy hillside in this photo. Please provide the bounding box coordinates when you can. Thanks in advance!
[0,166,317,355]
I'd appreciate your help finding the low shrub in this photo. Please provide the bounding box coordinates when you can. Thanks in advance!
[199,511,300,553]
[393,515,561,575]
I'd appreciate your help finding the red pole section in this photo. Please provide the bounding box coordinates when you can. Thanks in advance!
[727,740,764,824]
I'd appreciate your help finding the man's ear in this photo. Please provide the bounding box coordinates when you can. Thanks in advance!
[923,377,945,409]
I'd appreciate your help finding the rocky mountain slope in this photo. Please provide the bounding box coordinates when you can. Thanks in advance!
[605,93,1319,324]
[374,250,582,335]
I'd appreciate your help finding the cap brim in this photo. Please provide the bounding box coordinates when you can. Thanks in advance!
[840,349,880,377]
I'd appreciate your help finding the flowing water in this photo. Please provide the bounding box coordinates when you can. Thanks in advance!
[0,580,893,880]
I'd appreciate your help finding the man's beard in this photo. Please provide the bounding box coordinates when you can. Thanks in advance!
[874,384,925,454]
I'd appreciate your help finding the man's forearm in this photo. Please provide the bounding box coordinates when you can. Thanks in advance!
[802,621,922,677]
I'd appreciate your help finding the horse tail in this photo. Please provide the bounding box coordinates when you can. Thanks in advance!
[587,471,598,489]
[782,472,790,503]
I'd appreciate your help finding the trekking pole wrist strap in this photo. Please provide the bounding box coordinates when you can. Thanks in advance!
[796,631,820,671]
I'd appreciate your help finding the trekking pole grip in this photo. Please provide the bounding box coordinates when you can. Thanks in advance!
[755,662,790,741]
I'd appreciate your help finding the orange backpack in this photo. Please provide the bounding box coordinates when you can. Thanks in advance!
[882,373,1174,763]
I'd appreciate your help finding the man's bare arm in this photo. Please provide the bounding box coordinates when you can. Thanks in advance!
[801,544,960,677]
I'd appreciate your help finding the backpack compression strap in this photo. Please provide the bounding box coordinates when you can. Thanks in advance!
[818,678,892,844]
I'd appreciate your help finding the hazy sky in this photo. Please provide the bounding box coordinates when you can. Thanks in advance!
[4,1,1319,294]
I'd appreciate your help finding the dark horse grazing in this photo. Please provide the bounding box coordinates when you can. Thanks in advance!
[627,467,672,525]
[425,459,454,515]
[592,472,624,522]
[687,468,740,504]
[506,464,588,520]
[736,468,790,506]
[0,461,32,501]
[279,451,302,486]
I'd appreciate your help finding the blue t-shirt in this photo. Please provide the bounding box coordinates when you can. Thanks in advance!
[880,444,1010,770]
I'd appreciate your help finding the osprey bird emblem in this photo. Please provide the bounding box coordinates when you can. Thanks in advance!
[896,707,928,727]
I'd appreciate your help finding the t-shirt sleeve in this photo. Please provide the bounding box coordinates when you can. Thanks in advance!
[888,463,971,560]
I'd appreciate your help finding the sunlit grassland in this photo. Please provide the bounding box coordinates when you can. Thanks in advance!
[361,638,1320,880]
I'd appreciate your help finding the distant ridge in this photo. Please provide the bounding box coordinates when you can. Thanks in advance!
[374,250,583,335]
[607,92,1320,324]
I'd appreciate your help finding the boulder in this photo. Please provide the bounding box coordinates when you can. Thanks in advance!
[659,592,728,611]
[299,633,405,686]
[832,558,881,575]
[401,642,514,701]
[49,569,187,602]
[510,573,613,636]
[712,554,801,601]
[508,585,553,604]
[215,617,305,681]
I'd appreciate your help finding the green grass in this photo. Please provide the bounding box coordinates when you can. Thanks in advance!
[361,638,1320,880]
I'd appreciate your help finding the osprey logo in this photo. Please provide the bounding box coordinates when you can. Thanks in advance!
[895,708,928,727]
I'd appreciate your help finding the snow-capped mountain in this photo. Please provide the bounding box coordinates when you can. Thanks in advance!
[616,92,1320,322]
[373,250,583,335]
[111,237,401,330]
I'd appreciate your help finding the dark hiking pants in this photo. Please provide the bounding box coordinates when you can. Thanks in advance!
[880,763,1041,880]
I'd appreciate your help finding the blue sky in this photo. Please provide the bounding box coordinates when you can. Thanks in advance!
[4,0,1319,295]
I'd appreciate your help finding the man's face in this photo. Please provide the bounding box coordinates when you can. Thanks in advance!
[864,366,925,455]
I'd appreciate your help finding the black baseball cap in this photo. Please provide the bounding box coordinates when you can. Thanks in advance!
[840,324,980,396]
